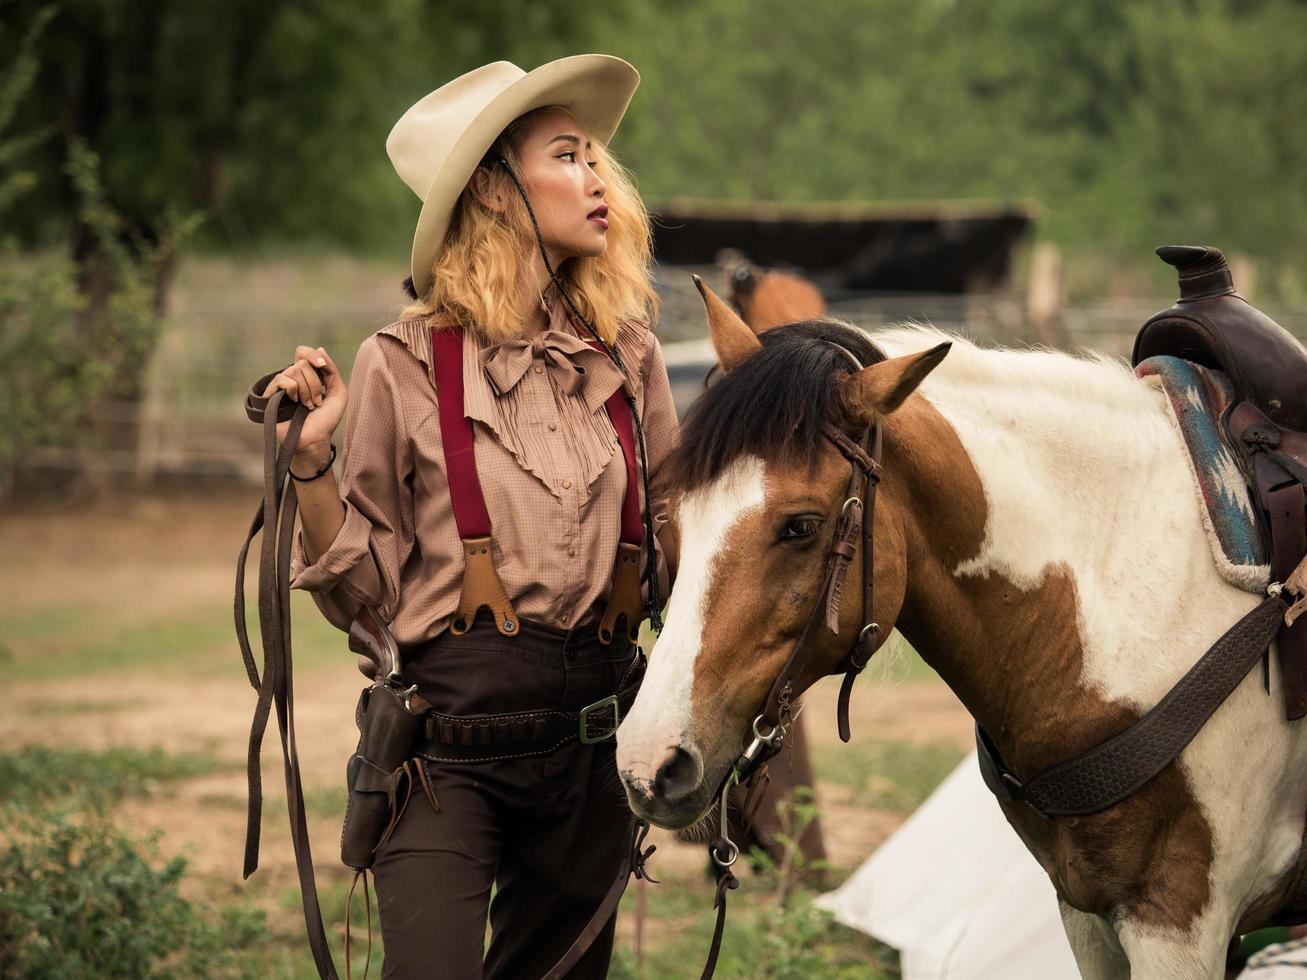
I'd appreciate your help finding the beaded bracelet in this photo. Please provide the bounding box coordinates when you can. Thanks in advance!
[289,443,337,482]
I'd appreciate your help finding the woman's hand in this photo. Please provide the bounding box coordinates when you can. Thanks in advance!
[262,345,348,458]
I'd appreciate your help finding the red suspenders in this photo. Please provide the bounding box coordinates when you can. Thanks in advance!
[430,325,646,644]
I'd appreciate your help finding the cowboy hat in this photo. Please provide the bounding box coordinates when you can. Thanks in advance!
[387,55,640,299]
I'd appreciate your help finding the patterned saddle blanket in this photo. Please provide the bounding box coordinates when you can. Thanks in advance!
[1136,354,1270,594]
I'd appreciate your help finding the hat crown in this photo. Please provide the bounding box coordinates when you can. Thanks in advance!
[386,61,526,199]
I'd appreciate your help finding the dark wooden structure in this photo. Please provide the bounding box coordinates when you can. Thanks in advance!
[651,196,1037,295]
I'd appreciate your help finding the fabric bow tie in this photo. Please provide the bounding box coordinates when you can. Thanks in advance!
[479,331,626,412]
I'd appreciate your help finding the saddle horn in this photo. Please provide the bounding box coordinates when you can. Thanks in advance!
[1156,245,1237,302]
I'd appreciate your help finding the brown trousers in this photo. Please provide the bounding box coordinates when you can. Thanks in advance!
[372,611,637,980]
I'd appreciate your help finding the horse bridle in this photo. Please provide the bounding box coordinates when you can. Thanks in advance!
[692,342,886,979]
[737,342,885,775]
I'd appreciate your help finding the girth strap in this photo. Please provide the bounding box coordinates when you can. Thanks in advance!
[976,590,1290,818]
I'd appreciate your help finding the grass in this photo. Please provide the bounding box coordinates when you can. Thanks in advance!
[611,881,898,979]
[258,866,898,980]
[0,744,234,806]
[812,740,966,813]
[0,591,350,682]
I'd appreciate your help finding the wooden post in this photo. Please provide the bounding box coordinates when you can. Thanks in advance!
[1231,254,1257,302]
[1027,242,1064,346]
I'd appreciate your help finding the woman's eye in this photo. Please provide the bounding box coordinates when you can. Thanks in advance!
[586,161,598,169]
[780,517,822,540]
[559,151,576,162]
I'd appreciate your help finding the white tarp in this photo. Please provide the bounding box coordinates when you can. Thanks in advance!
[814,751,1307,978]
[814,751,1080,979]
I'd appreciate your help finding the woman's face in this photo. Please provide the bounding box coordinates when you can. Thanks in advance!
[500,107,610,261]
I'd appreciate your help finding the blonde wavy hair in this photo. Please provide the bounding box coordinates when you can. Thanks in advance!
[402,108,658,345]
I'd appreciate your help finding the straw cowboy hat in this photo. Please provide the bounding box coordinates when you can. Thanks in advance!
[387,54,640,299]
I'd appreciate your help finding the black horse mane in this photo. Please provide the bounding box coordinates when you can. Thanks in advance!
[666,319,885,493]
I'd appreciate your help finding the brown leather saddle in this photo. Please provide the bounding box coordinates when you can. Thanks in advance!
[1132,245,1307,718]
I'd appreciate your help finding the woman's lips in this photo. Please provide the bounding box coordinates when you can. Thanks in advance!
[588,204,609,229]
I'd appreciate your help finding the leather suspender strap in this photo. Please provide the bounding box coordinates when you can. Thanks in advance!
[975,590,1290,818]
[431,327,493,538]
[431,327,643,546]
[236,384,341,980]
[598,372,644,545]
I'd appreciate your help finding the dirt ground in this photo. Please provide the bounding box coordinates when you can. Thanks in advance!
[1,487,975,956]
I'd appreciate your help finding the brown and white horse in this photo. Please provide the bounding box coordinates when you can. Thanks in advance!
[617,285,1307,978]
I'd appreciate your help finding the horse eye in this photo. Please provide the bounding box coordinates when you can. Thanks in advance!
[780,517,822,540]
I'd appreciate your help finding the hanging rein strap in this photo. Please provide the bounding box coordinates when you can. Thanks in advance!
[236,381,341,980]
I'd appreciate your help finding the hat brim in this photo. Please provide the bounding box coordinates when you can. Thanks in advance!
[408,54,639,299]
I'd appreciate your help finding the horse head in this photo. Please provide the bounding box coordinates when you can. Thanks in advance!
[725,258,827,333]
[616,276,949,828]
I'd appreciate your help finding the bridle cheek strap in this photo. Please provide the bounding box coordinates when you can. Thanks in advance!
[751,419,884,760]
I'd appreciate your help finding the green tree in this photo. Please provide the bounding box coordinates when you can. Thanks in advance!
[0,6,189,498]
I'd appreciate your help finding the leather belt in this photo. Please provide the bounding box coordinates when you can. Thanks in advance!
[416,655,645,763]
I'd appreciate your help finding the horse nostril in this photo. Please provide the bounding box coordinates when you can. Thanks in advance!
[653,744,703,803]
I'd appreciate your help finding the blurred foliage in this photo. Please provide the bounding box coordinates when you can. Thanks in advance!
[0,806,268,979]
[1,0,1304,273]
[0,6,194,491]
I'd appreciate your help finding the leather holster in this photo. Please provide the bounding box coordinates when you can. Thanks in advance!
[340,682,426,870]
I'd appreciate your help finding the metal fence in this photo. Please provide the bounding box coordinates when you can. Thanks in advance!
[16,268,1307,489]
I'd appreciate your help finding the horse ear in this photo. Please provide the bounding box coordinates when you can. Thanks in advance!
[693,274,761,372]
[841,342,952,424]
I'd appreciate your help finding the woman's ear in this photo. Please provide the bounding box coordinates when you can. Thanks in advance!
[469,166,504,212]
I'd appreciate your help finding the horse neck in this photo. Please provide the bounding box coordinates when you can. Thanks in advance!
[880,361,1220,773]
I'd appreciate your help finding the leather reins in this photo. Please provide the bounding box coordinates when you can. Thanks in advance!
[235,385,341,979]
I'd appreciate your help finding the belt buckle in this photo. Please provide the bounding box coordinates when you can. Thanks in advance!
[578,694,620,745]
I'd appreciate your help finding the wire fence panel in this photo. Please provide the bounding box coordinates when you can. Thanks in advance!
[13,268,1307,489]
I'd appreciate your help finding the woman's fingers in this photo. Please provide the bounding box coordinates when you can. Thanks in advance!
[262,345,338,407]
[315,347,341,389]
[293,360,325,405]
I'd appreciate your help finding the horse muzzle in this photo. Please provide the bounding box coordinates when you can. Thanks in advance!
[617,739,718,829]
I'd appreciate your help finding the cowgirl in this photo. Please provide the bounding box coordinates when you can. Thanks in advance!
[262,55,678,978]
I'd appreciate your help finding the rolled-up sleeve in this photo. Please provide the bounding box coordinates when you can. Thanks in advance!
[639,331,681,593]
[290,335,413,632]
